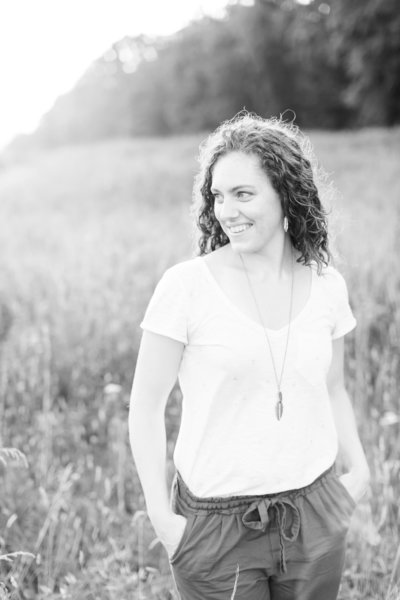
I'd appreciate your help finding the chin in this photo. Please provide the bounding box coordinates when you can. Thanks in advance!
[229,240,259,254]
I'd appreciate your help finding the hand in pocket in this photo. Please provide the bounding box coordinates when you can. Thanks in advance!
[156,513,188,560]
[338,471,367,506]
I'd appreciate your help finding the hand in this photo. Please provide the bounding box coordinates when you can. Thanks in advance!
[339,469,370,505]
[151,511,188,559]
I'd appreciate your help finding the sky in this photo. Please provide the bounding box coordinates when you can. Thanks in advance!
[0,0,232,150]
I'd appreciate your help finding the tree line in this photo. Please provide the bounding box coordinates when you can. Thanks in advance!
[10,0,400,151]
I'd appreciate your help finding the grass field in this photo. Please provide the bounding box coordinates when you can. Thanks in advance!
[0,127,399,599]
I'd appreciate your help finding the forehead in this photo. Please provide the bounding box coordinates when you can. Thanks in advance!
[211,152,266,186]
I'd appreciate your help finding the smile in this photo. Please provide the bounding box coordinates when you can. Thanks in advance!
[227,223,253,234]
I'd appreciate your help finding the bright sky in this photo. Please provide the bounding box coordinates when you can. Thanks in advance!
[0,0,230,150]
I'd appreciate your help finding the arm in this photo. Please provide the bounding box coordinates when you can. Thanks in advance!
[327,336,370,503]
[129,330,187,554]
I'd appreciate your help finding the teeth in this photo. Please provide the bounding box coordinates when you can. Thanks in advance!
[229,224,252,234]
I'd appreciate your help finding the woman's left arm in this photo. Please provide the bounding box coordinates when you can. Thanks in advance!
[327,336,371,504]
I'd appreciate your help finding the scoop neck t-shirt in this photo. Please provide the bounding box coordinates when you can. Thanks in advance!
[140,256,357,497]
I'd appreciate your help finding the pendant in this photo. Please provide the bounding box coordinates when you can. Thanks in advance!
[276,391,283,420]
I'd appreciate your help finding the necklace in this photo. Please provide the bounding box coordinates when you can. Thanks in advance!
[239,249,295,421]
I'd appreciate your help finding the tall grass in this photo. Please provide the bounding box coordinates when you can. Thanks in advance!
[0,128,399,599]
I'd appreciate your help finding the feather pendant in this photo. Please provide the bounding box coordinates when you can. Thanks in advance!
[276,391,283,420]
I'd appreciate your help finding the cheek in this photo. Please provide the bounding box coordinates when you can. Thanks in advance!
[213,204,222,223]
[257,203,282,227]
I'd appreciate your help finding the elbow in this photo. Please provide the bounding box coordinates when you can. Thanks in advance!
[327,382,347,404]
[128,393,164,438]
[360,464,371,486]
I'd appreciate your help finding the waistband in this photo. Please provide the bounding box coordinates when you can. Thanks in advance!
[173,463,336,515]
[172,464,336,575]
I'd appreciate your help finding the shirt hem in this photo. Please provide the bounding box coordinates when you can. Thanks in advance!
[139,323,187,345]
[332,317,357,340]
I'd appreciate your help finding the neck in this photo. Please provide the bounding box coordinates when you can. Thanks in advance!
[234,236,294,281]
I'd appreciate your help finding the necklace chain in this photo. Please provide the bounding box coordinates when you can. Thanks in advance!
[239,249,295,420]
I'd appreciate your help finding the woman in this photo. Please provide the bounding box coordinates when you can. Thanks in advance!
[129,113,370,600]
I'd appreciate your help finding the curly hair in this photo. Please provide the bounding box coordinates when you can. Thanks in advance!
[191,111,332,273]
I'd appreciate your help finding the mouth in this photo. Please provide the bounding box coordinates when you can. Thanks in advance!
[226,223,253,236]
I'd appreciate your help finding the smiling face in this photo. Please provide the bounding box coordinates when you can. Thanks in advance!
[211,151,284,256]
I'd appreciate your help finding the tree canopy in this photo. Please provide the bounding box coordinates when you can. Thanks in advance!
[9,0,400,151]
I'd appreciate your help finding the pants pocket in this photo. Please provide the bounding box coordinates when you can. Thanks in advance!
[169,513,196,565]
[332,472,357,515]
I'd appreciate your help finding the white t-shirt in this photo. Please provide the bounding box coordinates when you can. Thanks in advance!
[140,255,357,497]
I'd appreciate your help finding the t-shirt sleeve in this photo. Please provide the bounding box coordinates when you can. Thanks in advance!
[330,269,357,339]
[140,267,188,344]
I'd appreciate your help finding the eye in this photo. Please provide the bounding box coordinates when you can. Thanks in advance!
[237,191,251,200]
[212,192,223,204]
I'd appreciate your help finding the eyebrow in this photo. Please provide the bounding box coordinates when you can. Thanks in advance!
[210,185,256,193]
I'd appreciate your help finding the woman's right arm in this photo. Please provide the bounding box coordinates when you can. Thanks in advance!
[129,329,187,556]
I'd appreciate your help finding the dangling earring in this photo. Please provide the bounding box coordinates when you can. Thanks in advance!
[283,216,289,233]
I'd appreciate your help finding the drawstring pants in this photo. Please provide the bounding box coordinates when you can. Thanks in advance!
[168,464,356,600]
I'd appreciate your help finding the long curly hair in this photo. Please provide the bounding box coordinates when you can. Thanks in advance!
[191,112,332,273]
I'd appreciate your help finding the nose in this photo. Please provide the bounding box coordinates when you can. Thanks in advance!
[217,197,240,221]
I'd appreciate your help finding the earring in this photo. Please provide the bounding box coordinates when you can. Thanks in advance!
[283,216,288,233]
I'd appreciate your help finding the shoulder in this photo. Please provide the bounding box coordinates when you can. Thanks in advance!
[316,263,349,286]
[143,257,203,316]
[315,263,352,300]
[160,257,205,293]
[164,256,203,279]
